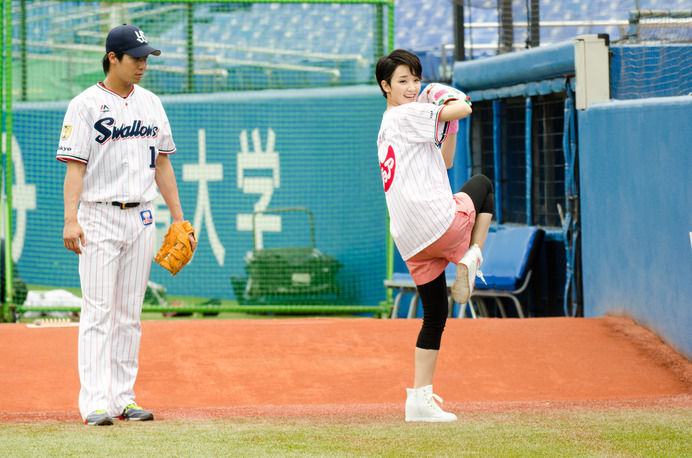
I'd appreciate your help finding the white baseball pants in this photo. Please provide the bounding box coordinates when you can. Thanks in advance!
[77,202,155,420]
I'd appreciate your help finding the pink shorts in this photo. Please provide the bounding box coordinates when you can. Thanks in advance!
[405,192,476,285]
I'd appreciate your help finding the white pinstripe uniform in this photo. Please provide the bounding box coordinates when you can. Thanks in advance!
[57,82,175,420]
[377,102,453,261]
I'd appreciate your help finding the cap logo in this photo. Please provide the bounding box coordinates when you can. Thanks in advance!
[134,30,147,44]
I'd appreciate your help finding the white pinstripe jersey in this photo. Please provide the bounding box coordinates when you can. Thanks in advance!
[56,82,176,203]
[377,102,453,260]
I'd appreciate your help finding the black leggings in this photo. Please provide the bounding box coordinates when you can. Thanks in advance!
[460,174,495,216]
[415,271,449,350]
[415,174,494,350]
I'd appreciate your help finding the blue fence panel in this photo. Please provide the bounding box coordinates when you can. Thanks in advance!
[11,86,389,305]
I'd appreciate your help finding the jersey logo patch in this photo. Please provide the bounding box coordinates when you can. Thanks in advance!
[380,145,396,192]
[60,125,73,140]
[140,210,153,226]
[94,118,160,144]
[100,105,110,113]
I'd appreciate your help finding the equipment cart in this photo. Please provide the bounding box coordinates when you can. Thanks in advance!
[232,208,342,304]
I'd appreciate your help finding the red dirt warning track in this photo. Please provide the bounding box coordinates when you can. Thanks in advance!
[1,316,691,422]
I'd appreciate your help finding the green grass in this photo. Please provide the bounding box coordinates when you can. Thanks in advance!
[1,409,690,457]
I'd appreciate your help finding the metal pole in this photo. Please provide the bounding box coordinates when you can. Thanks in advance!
[525,97,533,225]
[1,0,5,320]
[466,110,473,180]
[628,11,639,43]
[387,0,394,52]
[385,0,394,309]
[374,4,384,60]
[529,0,539,47]
[492,100,503,223]
[2,0,15,320]
[20,0,27,101]
[187,2,194,92]
[499,0,513,54]
[454,1,465,61]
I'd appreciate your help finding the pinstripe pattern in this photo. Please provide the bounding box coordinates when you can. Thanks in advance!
[77,202,156,418]
[57,83,175,203]
[377,102,454,260]
[59,82,172,421]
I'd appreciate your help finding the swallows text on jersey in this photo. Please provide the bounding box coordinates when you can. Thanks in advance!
[94,118,159,144]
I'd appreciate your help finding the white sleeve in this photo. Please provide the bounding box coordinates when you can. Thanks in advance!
[394,102,448,144]
[155,98,176,154]
[56,99,93,163]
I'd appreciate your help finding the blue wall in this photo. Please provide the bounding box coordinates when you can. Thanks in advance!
[579,96,692,359]
[11,86,389,304]
[449,40,692,357]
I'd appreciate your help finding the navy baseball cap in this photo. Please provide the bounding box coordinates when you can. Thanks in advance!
[105,24,161,57]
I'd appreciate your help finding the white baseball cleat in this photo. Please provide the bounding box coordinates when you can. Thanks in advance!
[452,244,485,304]
[405,385,457,422]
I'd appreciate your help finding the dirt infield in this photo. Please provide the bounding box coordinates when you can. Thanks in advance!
[1,316,691,423]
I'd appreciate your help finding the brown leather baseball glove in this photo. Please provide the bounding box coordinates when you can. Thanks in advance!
[154,221,196,276]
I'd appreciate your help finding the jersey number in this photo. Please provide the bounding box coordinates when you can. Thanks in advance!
[149,146,156,169]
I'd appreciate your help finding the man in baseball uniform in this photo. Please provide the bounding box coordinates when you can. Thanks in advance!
[376,49,494,422]
[58,24,195,426]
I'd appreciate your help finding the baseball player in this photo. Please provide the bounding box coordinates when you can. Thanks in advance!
[375,49,495,422]
[58,24,195,426]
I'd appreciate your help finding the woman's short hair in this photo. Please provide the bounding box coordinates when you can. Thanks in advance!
[375,49,423,98]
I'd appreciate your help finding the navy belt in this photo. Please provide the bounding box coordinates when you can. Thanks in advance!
[98,201,140,209]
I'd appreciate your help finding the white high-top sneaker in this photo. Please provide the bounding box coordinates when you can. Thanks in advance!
[452,244,486,304]
[405,385,457,422]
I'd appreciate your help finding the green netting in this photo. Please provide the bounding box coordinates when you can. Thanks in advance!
[2,0,394,319]
[11,0,393,102]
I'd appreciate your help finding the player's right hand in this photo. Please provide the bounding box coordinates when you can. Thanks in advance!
[63,220,86,255]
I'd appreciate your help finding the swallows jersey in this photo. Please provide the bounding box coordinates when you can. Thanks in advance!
[56,82,176,204]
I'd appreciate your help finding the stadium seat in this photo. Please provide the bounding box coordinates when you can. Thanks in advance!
[469,225,545,318]
[384,225,544,319]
